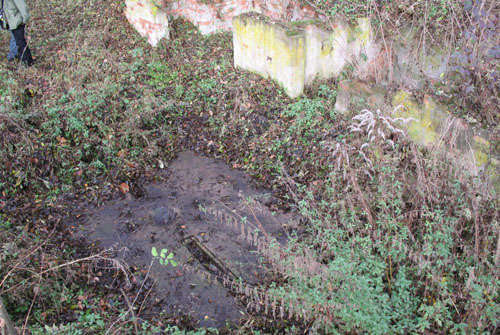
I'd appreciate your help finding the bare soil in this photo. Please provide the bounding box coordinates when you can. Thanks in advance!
[73,151,293,328]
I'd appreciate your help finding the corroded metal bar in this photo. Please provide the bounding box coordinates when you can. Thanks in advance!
[182,235,239,280]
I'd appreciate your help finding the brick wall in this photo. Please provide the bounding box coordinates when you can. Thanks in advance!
[125,0,317,45]
[162,0,317,34]
[125,0,170,46]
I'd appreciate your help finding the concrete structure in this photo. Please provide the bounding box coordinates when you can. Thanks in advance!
[123,1,451,97]
[334,80,499,189]
[233,13,378,98]
[162,0,316,35]
[233,14,307,98]
[392,91,499,185]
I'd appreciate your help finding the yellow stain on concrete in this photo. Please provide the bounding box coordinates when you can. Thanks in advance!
[474,149,489,167]
[233,14,378,97]
[393,90,500,191]
[392,90,439,146]
[305,23,349,84]
[233,14,306,98]
[356,18,371,46]
[471,135,493,169]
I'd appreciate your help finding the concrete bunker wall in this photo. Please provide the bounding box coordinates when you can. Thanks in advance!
[232,13,378,98]
[232,15,307,98]
[125,0,170,46]
[124,0,450,98]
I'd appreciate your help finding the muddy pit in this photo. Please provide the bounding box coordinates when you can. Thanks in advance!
[75,151,293,327]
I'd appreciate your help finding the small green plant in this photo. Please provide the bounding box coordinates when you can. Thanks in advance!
[324,0,372,21]
[147,61,178,89]
[281,97,331,140]
[151,246,178,267]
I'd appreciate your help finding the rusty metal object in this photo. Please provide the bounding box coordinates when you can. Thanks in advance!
[183,235,238,280]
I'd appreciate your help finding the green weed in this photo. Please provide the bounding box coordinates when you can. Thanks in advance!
[151,246,178,267]
[147,61,178,89]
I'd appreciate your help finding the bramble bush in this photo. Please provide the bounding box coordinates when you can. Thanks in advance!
[314,0,499,124]
[212,107,499,334]
[449,0,500,123]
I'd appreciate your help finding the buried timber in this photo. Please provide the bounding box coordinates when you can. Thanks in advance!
[73,151,293,328]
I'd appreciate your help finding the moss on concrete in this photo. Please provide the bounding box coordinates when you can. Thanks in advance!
[392,90,500,191]
[355,18,371,46]
[393,91,439,146]
[233,14,306,98]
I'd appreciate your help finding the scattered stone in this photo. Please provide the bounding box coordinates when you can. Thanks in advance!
[152,206,177,226]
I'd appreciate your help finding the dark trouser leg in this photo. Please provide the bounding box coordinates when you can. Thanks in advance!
[7,33,18,60]
[11,24,33,66]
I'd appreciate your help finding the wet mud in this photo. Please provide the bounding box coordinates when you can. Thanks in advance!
[74,151,293,327]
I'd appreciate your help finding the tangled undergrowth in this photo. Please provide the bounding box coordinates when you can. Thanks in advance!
[203,105,499,334]
[0,0,499,334]
[308,0,500,125]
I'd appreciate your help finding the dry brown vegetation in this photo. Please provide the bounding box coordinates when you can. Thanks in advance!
[0,0,499,334]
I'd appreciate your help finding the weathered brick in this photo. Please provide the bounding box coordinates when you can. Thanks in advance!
[125,0,170,46]
[126,0,317,45]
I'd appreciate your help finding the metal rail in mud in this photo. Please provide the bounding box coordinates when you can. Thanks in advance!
[182,235,239,280]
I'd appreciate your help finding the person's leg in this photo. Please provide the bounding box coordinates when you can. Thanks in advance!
[11,24,33,66]
[7,32,18,61]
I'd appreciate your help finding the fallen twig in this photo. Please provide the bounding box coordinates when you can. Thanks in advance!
[35,248,114,277]
[119,288,139,335]
[106,260,153,335]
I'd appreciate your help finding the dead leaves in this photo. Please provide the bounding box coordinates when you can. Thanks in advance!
[118,183,130,194]
[117,149,128,158]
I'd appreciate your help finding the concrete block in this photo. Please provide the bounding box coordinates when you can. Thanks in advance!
[392,91,500,189]
[233,13,306,98]
[304,23,350,85]
[233,14,381,98]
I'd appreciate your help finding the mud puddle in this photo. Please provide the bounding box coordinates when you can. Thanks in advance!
[74,151,293,327]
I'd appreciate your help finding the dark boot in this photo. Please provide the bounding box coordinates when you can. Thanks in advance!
[12,24,33,67]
